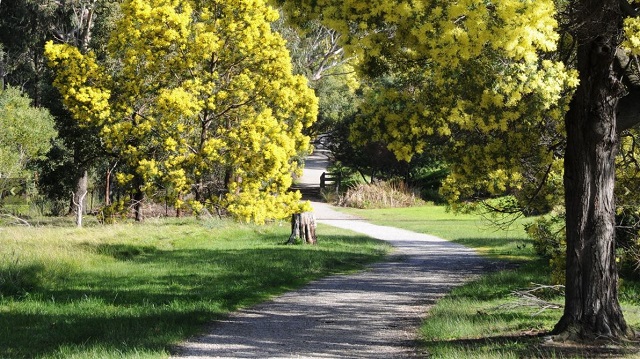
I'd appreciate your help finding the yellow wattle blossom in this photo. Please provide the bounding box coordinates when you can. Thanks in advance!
[285,0,576,209]
[46,0,318,223]
[623,17,640,55]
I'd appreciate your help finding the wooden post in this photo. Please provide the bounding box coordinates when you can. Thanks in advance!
[287,212,317,244]
[319,171,341,193]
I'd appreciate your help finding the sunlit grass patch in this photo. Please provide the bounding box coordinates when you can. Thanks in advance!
[0,218,390,358]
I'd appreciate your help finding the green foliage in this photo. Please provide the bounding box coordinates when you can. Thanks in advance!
[96,200,128,224]
[311,73,359,137]
[0,87,56,179]
[0,219,390,358]
[410,166,449,204]
[274,13,359,137]
[0,0,116,219]
[525,208,640,284]
[525,212,567,285]
[0,87,57,212]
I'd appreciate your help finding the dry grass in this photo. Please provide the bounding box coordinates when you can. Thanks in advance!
[337,181,425,209]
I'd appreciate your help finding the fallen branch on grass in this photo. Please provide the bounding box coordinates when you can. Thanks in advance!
[0,213,31,226]
[493,283,564,316]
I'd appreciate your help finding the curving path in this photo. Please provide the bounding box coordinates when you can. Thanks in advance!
[172,149,490,358]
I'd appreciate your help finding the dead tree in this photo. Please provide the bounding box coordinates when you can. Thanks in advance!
[287,212,317,244]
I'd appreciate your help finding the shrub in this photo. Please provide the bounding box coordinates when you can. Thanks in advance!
[96,200,127,224]
[526,208,640,284]
[524,211,566,285]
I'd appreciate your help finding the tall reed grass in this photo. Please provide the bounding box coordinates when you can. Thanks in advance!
[338,181,424,209]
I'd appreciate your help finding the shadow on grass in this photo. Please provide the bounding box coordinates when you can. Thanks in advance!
[423,332,640,358]
[0,234,386,358]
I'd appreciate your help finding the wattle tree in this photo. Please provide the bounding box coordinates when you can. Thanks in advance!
[45,0,318,223]
[277,0,640,340]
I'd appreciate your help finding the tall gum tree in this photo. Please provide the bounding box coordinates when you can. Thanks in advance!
[277,0,640,340]
[45,0,318,223]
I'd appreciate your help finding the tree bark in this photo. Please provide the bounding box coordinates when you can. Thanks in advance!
[73,169,88,228]
[554,0,632,339]
[287,212,317,244]
[132,175,144,222]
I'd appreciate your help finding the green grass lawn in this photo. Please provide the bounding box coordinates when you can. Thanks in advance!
[339,205,640,358]
[340,205,537,262]
[0,217,390,359]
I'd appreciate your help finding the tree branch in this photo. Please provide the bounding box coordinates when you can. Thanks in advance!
[493,284,564,316]
[0,213,31,226]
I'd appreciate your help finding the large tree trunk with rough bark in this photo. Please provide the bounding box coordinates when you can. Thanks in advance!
[554,0,632,340]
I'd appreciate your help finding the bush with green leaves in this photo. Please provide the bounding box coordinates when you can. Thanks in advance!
[525,211,566,284]
[0,86,56,209]
[0,87,56,179]
[526,208,640,284]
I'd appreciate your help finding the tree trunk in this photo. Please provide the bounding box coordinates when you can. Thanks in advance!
[105,163,114,206]
[132,175,144,222]
[133,188,144,222]
[287,212,317,244]
[73,169,88,228]
[176,194,182,218]
[554,1,631,339]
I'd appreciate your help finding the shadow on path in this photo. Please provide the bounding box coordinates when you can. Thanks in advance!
[173,203,490,358]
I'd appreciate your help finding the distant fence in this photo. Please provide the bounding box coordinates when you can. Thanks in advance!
[320,171,341,191]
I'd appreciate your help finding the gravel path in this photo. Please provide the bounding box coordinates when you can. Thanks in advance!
[172,202,489,358]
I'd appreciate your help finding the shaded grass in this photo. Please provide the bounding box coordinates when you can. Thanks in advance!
[0,218,390,358]
[338,205,640,358]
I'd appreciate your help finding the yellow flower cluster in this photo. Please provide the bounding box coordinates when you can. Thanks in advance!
[292,0,577,206]
[44,42,112,125]
[46,0,318,223]
[623,17,640,55]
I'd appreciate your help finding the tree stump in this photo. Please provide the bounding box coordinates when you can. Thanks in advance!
[287,212,317,244]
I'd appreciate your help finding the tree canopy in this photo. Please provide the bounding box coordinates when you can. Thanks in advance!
[280,0,577,208]
[45,0,318,223]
